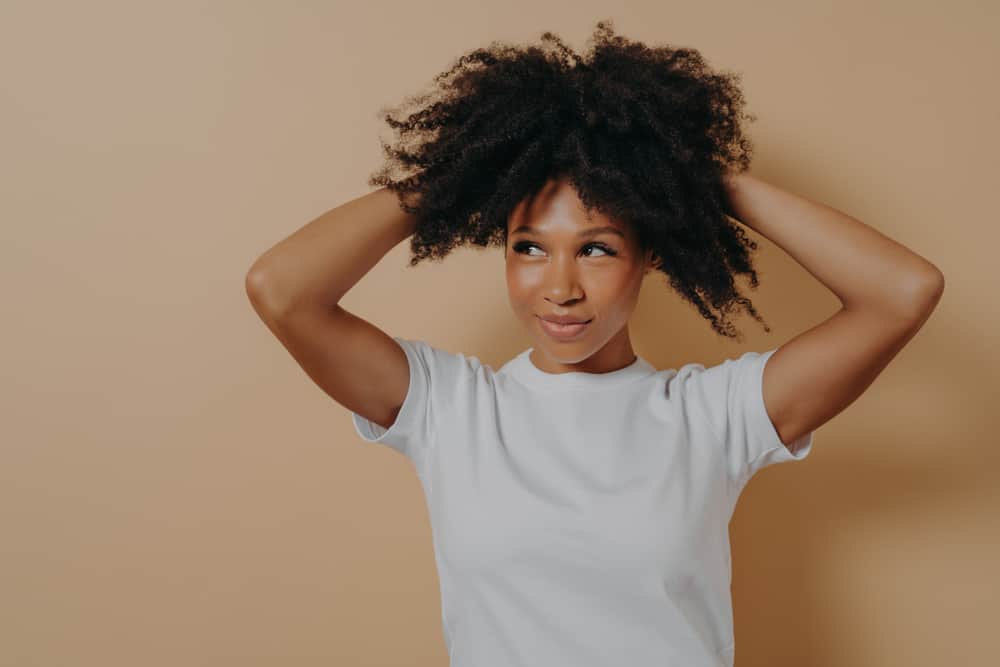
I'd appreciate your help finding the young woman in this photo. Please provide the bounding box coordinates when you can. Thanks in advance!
[245,20,944,667]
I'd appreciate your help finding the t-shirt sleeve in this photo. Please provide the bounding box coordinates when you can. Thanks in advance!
[350,336,467,477]
[677,347,814,487]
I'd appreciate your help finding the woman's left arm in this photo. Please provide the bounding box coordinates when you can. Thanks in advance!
[721,171,945,450]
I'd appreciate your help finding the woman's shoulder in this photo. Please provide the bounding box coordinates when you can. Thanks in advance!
[394,336,497,381]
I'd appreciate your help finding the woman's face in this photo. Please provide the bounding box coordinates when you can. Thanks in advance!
[504,177,659,374]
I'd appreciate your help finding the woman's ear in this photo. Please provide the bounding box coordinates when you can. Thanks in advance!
[644,250,662,273]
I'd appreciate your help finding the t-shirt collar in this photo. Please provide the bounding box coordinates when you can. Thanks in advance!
[505,348,656,392]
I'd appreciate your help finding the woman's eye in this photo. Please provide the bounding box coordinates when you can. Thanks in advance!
[583,244,614,257]
[513,242,616,258]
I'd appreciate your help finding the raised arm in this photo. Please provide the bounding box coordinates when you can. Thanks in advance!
[246,187,418,320]
[244,187,422,432]
[720,171,944,452]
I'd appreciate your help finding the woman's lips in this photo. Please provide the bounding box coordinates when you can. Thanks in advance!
[537,316,593,340]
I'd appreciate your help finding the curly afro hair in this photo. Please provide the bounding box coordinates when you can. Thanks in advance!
[368,19,769,341]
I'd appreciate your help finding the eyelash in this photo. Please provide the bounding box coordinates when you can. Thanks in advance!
[512,241,618,258]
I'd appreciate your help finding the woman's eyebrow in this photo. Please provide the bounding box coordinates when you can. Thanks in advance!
[511,225,625,238]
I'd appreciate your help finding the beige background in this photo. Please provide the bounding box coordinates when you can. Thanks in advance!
[2,1,996,665]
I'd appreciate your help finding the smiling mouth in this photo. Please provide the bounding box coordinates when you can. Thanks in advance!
[537,316,593,339]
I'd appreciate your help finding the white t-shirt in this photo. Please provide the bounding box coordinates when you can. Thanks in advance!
[352,337,814,667]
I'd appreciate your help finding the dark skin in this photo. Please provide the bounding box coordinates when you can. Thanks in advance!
[504,176,662,375]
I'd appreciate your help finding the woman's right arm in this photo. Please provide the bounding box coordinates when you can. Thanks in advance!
[244,187,422,431]
[245,187,418,320]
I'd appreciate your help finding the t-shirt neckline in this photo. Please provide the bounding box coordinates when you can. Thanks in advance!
[506,347,656,392]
